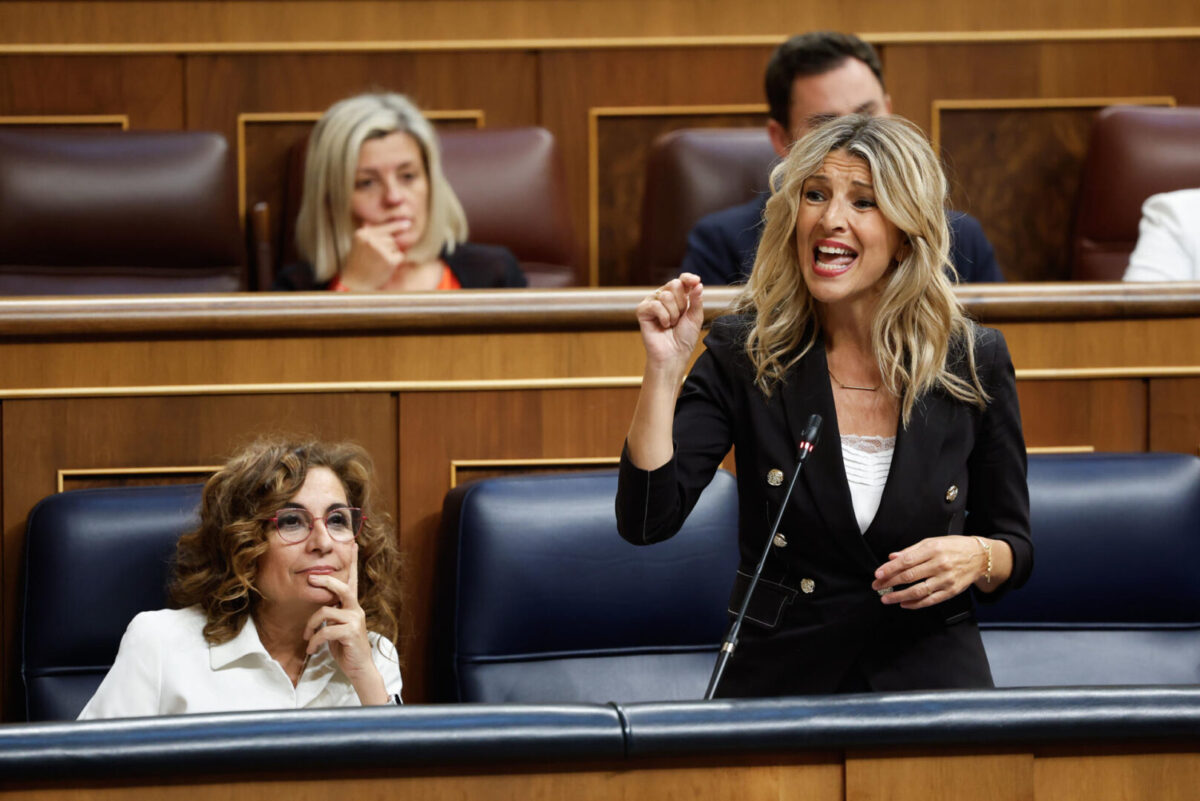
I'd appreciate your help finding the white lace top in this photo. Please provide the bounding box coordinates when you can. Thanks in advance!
[841,434,895,534]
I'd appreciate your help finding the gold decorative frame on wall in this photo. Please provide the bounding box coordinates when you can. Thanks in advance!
[929,96,1177,153]
[56,465,222,493]
[0,114,129,129]
[235,109,487,221]
[448,456,620,489]
[586,103,768,287]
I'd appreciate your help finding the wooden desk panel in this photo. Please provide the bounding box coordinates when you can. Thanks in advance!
[0,284,1197,717]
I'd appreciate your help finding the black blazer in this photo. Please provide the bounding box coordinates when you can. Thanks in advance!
[272,242,527,290]
[616,315,1033,697]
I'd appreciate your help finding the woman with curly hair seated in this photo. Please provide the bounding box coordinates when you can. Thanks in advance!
[78,438,403,718]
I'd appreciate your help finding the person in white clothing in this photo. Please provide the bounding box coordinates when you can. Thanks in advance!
[79,438,404,719]
[1123,188,1200,281]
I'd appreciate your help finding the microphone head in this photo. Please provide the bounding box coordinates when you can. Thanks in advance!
[801,414,823,449]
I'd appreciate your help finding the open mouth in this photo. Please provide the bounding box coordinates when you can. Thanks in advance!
[813,243,858,277]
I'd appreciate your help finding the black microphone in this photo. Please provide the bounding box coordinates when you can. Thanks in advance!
[704,413,822,700]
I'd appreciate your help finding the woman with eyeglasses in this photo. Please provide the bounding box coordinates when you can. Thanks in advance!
[78,437,403,719]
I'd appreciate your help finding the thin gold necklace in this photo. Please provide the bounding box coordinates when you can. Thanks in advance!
[828,368,880,392]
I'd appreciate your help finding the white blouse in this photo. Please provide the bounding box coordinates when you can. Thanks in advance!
[78,606,403,719]
[841,434,895,534]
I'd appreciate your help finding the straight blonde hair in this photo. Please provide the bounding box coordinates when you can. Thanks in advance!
[295,92,468,282]
[733,114,987,425]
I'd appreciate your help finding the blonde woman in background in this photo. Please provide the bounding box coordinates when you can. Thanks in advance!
[617,114,1032,697]
[275,92,526,291]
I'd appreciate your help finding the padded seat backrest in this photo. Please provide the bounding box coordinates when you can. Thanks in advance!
[979,453,1200,686]
[20,484,203,721]
[1071,105,1200,280]
[635,127,777,285]
[436,470,739,704]
[0,130,244,294]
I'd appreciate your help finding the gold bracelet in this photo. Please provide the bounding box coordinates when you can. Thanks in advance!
[973,536,993,584]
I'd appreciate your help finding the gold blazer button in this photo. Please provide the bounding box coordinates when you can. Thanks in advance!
[767,469,784,486]
[945,485,959,502]
[800,578,815,594]
[772,532,788,548]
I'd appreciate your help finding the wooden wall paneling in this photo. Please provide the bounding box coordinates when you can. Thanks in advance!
[1016,379,1147,451]
[935,99,1172,282]
[0,55,184,129]
[539,46,775,283]
[1034,748,1200,801]
[592,106,765,286]
[6,1,1200,46]
[996,316,1200,373]
[0,329,648,393]
[1148,378,1200,455]
[844,749,1033,801]
[185,50,538,240]
[0,757,844,801]
[0,393,397,721]
[397,386,641,702]
[884,40,1200,284]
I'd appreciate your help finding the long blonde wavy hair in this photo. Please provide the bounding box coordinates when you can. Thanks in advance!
[732,114,987,425]
[170,437,403,649]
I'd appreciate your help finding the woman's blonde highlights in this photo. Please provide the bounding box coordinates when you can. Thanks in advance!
[733,114,987,425]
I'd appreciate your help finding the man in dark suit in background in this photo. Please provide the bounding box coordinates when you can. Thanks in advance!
[683,31,1004,285]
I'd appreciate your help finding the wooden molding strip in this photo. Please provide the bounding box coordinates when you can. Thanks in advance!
[56,465,221,493]
[0,377,647,401]
[1026,446,1096,454]
[0,114,129,128]
[3,28,1200,55]
[931,96,1176,151]
[2,365,1197,402]
[0,284,1198,338]
[449,456,620,488]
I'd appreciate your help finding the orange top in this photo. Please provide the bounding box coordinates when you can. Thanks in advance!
[328,261,461,291]
[436,262,462,290]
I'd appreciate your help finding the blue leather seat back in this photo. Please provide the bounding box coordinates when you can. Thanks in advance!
[21,483,203,721]
[439,469,739,703]
[980,453,1200,686]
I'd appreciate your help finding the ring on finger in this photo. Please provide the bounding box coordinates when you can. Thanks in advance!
[653,289,663,300]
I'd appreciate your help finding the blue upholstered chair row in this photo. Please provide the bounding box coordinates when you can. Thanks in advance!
[19,453,1200,721]
[439,453,1200,701]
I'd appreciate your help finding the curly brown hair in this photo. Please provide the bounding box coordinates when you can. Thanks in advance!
[169,437,402,648]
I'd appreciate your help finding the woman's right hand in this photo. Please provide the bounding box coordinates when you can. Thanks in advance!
[337,220,412,290]
[636,273,705,374]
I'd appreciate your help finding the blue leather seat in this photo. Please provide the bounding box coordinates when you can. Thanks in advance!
[978,452,1200,686]
[435,469,739,703]
[20,483,203,721]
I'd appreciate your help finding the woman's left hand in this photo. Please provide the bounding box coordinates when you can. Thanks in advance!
[871,535,986,609]
[303,543,391,705]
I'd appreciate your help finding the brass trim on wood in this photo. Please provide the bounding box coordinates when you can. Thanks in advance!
[449,456,620,489]
[235,109,486,221]
[0,114,129,129]
[3,28,1200,55]
[931,96,1176,151]
[3,366,1197,401]
[1015,366,1200,380]
[1026,445,1096,455]
[0,377,646,401]
[587,104,768,286]
[56,465,222,493]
